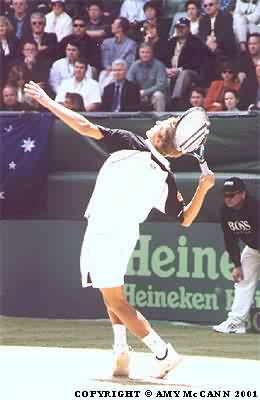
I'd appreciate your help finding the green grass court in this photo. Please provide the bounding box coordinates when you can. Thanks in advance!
[1,316,259,360]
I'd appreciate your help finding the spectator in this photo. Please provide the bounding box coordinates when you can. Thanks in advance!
[233,0,260,52]
[17,40,51,87]
[6,63,27,102]
[205,62,240,111]
[55,57,101,111]
[223,89,240,111]
[23,12,57,62]
[239,59,260,110]
[85,0,112,41]
[189,87,206,108]
[133,1,170,42]
[45,0,73,42]
[0,16,20,80]
[101,58,141,111]
[99,17,137,92]
[49,40,95,94]
[84,0,112,71]
[142,22,170,65]
[8,0,31,40]
[169,0,201,38]
[58,16,99,72]
[238,33,260,85]
[167,17,213,110]
[2,84,24,110]
[64,92,85,111]
[213,177,260,335]
[120,0,148,24]
[199,0,237,60]
[127,42,168,111]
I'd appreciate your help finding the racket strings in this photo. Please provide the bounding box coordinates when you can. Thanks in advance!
[180,123,208,152]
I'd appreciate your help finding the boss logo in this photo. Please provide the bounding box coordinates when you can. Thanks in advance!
[227,220,251,232]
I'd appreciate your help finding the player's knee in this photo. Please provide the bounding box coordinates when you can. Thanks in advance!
[102,292,128,312]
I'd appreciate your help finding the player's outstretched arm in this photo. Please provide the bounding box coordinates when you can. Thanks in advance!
[24,81,103,139]
[181,173,215,227]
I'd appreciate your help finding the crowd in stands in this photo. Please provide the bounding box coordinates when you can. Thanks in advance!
[0,0,260,112]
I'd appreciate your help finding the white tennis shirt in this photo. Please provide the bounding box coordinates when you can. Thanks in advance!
[85,126,184,232]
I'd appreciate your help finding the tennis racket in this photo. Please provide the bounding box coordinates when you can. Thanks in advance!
[173,107,211,175]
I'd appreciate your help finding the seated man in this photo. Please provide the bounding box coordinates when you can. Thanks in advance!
[49,40,95,94]
[120,0,148,23]
[99,17,137,92]
[58,16,99,72]
[127,42,168,112]
[55,57,101,111]
[84,0,112,71]
[101,58,141,111]
[239,59,260,110]
[167,17,213,110]
[199,0,237,60]
[45,0,73,42]
[16,40,52,91]
[8,0,31,41]
[2,84,24,110]
[142,22,170,66]
[233,0,260,52]
[23,11,57,62]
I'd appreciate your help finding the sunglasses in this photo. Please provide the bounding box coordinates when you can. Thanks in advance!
[223,70,233,74]
[224,191,241,198]
[73,24,85,28]
[204,3,215,7]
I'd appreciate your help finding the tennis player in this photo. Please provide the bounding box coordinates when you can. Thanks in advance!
[24,81,215,379]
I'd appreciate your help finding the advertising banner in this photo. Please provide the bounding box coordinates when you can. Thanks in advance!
[125,223,260,323]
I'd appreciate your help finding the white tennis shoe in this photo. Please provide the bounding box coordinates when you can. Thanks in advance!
[112,346,130,377]
[213,319,246,334]
[153,343,182,379]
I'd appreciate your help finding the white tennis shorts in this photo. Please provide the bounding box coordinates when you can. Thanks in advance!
[80,222,139,288]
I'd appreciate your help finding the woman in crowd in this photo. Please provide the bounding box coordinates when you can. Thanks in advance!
[223,89,240,111]
[205,62,240,111]
[0,16,20,80]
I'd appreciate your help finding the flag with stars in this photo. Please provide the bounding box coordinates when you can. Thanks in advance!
[0,113,54,218]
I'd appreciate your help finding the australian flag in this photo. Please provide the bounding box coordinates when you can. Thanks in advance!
[0,113,54,218]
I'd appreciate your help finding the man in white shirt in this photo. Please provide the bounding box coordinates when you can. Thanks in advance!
[49,40,94,93]
[233,0,260,52]
[120,0,148,23]
[45,0,72,42]
[55,58,101,111]
[25,79,215,381]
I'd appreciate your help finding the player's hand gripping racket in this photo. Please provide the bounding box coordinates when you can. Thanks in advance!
[173,107,211,175]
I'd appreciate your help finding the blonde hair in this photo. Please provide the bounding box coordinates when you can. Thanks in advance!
[0,16,14,36]
[158,117,182,157]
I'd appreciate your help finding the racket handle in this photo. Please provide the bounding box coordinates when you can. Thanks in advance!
[200,160,210,176]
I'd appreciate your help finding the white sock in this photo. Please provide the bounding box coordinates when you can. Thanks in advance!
[113,324,128,349]
[142,329,168,359]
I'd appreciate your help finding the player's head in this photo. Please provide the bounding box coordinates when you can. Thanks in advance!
[222,177,246,209]
[146,117,183,158]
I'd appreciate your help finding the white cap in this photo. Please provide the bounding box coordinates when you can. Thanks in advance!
[51,0,65,3]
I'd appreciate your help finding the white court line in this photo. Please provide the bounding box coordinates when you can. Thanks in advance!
[0,346,259,400]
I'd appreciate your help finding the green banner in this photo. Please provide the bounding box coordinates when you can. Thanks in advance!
[125,223,260,323]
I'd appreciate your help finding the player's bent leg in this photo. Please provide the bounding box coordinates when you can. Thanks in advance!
[100,286,182,378]
[100,286,151,337]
